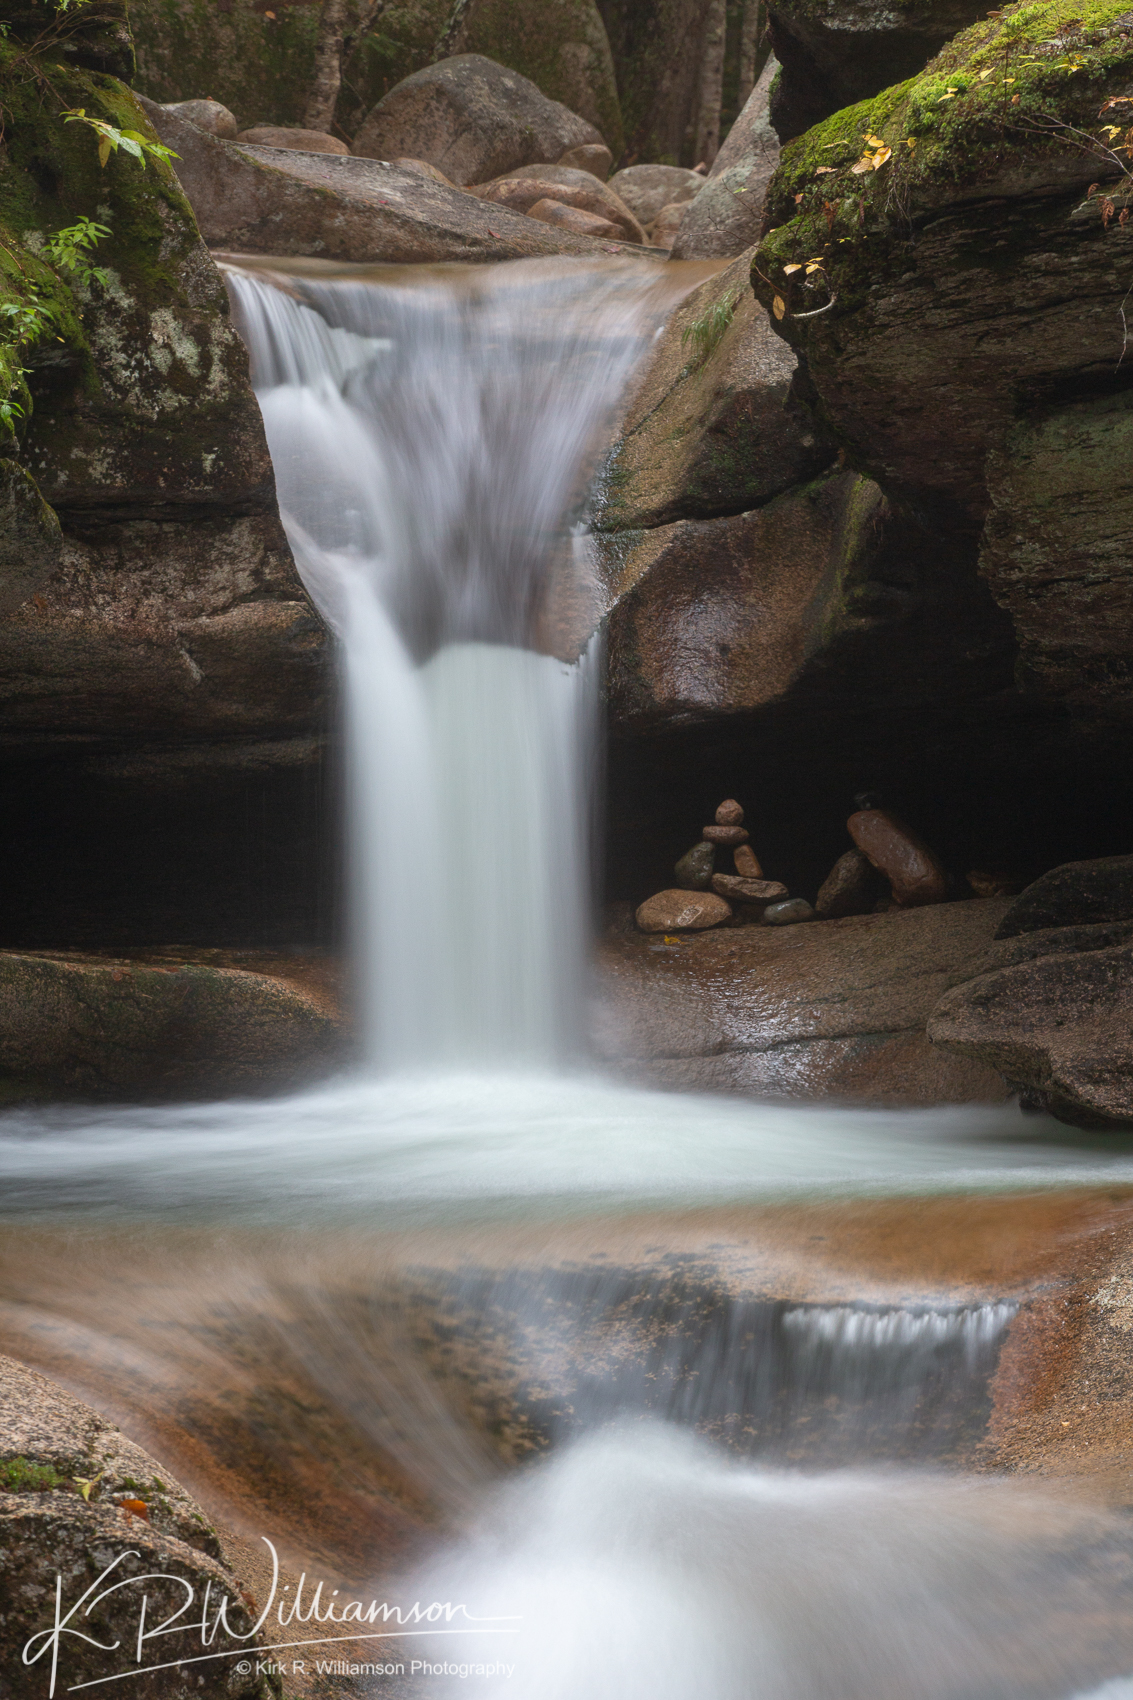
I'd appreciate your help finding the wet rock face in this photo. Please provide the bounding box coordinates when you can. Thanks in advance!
[766,0,984,141]
[352,53,604,184]
[0,1356,277,1700]
[598,254,834,535]
[848,808,948,908]
[0,464,62,617]
[751,3,1133,728]
[596,898,1011,1102]
[929,922,1133,1130]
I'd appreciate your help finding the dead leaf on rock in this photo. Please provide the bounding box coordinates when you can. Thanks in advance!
[772,294,786,319]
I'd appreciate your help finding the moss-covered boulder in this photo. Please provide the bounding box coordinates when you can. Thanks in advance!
[751,0,1133,720]
[0,37,330,748]
[766,0,987,141]
[3,0,134,80]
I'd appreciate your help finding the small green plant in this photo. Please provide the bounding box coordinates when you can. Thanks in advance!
[43,214,111,289]
[61,108,177,171]
[0,214,112,434]
[1,1456,63,1491]
[681,287,741,368]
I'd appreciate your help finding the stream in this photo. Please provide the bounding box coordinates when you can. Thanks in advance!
[3,256,1133,1700]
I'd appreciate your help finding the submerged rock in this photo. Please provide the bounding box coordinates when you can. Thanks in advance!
[674,841,716,890]
[351,54,604,185]
[635,889,732,931]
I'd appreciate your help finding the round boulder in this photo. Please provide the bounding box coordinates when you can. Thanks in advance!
[161,98,238,139]
[236,126,349,154]
[352,54,603,187]
[609,163,704,226]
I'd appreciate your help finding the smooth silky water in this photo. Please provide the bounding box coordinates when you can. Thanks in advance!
[3,256,1133,1699]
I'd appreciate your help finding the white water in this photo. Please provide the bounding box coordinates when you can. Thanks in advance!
[3,258,1133,1699]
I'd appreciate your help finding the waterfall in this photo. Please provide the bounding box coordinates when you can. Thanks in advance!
[226,260,674,1070]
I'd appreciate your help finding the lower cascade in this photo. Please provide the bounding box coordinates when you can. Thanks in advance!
[2,248,1133,1700]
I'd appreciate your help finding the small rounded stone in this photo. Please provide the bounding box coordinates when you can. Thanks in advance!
[636,889,732,932]
[715,798,744,826]
[674,841,715,890]
[734,843,763,878]
[763,898,816,926]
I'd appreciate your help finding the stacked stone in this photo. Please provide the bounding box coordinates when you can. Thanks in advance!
[636,799,814,932]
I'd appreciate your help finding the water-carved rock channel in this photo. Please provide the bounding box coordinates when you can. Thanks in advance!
[3,254,1133,1700]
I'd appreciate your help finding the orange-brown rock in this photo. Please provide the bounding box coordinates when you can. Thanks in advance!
[635,890,732,932]
[476,164,646,242]
[391,156,456,185]
[734,844,764,878]
[557,143,613,178]
[716,798,744,825]
[236,125,349,154]
[703,823,749,846]
[527,198,621,239]
[711,874,787,904]
[968,870,1019,899]
[848,808,948,908]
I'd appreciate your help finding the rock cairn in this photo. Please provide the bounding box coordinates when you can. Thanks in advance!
[636,799,806,933]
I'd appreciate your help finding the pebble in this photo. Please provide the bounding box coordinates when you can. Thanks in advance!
[763,898,816,925]
[674,841,715,890]
[711,874,788,904]
[734,844,763,878]
[716,799,744,826]
[703,824,750,847]
[635,890,732,932]
[847,808,948,907]
[815,848,878,918]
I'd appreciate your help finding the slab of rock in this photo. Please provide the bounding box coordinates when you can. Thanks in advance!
[236,124,349,154]
[392,156,457,184]
[161,97,237,138]
[635,889,732,931]
[816,847,881,918]
[929,922,1133,1129]
[848,807,948,908]
[609,163,704,226]
[0,950,343,1099]
[674,841,715,890]
[995,856,1133,939]
[479,162,646,241]
[672,55,779,260]
[558,143,613,178]
[596,898,1011,1104]
[596,252,834,533]
[703,823,750,846]
[711,874,788,904]
[352,54,604,186]
[0,1355,275,1698]
[144,99,649,264]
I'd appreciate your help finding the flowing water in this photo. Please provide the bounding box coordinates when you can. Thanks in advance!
[4,256,1133,1699]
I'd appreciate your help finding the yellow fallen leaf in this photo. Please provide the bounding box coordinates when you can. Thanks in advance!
[805,262,824,274]
[783,262,803,273]
[872,146,892,166]
[815,165,836,174]
[772,295,786,320]
[1102,124,1122,138]
[851,156,874,173]
[979,67,994,79]
[1005,75,1016,82]
[906,136,917,148]
[863,132,885,147]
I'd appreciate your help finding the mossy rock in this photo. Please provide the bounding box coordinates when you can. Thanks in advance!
[2,0,134,79]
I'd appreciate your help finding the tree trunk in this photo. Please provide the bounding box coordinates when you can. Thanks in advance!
[737,0,763,109]
[304,0,350,133]
[436,0,477,56]
[693,0,727,166]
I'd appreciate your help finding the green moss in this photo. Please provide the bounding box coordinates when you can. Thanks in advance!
[753,0,1133,320]
[1,1456,64,1491]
